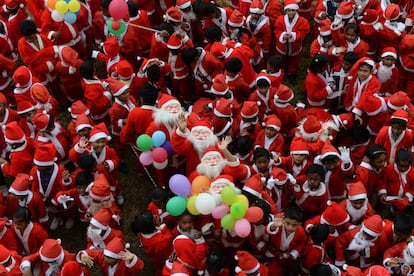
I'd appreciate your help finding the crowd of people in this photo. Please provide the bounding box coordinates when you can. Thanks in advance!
[0,0,414,274]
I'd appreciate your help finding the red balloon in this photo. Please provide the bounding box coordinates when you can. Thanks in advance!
[244,207,264,223]
[152,147,168,163]
[111,20,121,31]
[108,0,128,20]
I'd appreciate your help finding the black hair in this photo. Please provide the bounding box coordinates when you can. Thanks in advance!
[284,206,303,223]
[140,84,159,105]
[224,57,243,73]
[13,207,31,222]
[345,23,359,36]
[390,118,407,129]
[206,249,226,273]
[146,65,161,83]
[309,264,332,276]
[236,136,252,156]
[159,22,174,35]
[396,149,412,164]
[394,212,414,234]
[351,125,370,143]
[46,115,55,131]
[151,187,170,203]
[128,1,139,17]
[306,164,325,179]
[309,54,329,74]
[79,61,95,79]
[131,210,156,235]
[256,78,270,88]
[204,25,222,42]
[182,48,199,64]
[267,55,284,70]
[253,199,271,224]
[75,171,94,187]
[343,51,360,64]
[310,224,329,243]
[253,147,271,161]
[202,2,219,16]
[366,144,387,160]
[177,210,193,221]
[321,154,339,163]
[20,20,37,36]
[78,154,97,170]
[101,0,111,9]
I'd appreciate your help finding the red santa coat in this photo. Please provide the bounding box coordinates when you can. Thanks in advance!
[34,124,71,162]
[25,0,44,28]
[192,48,223,88]
[379,22,406,49]
[376,63,398,96]
[248,88,276,119]
[277,156,312,178]
[0,21,17,60]
[55,58,84,101]
[305,71,333,107]
[246,14,272,55]
[338,199,374,226]
[246,223,270,257]
[382,219,406,246]
[109,97,137,136]
[335,228,390,268]
[129,11,152,56]
[359,24,381,57]
[270,103,299,137]
[254,131,284,155]
[0,225,19,252]
[18,120,36,143]
[375,126,413,164]
[343,75,381,111]
[292,181,329,218]
[170,128,204,174]
[80,78,111,121]
[0,54,16,105]
[3,7,29,43]
[86,228,124,250]
[5,191,48,224]
[2,141,34,177]
[120,105,156,144]
[54,188,89,221]
[149,33,170,62]
[203,7,233,36]
[92,11,108,45]
[383,241,412,272]
[300,239,328,274]
[225,45,257,89]
[12,221,48,256]
[398,34,414,99]
[355,161,385,199]
[0,251,21,275]
[331,29,369,60]
[0,108,20,154]
[21,250,75,276]
[274,14,310,56]
[226,73,250,103]
[310,35,336,58]
[264,0,282,26]
[147,202,177,230]
[324,161,355,200]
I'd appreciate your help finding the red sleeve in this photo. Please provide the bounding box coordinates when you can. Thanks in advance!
[334,229,359,266]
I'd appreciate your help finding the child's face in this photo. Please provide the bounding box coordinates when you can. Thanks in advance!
[178,214,193,232]
[250,13,261,21]
[285,8,297,19]
[322,157,339,171]
[350,199,365,209]
[306,173,322,189]
[117,90,130,102]
[266,63,277,73]
[92,138,106,153]
[13,219,28,232]
[371,154,386,170]
[382,56,396,67]
[77,185,87,195]
[342,60,353,71]
[257,86,269,96]
[104,256,118,266]
[254,156,270,173]
[292,154,307,165]
[345,29,357,43]
[357,65,372,81]
[225,70,238,78]
[78,127,91,138]
[283,217,301,235]
[265,127,278,138]
[22,110,36,122]
[391,124,404,137]
[397,160,411,173]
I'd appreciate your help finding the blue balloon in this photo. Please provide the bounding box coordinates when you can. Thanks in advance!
[152,131,167,147]
[162,141,173,156]
[64,11,77,24]
[64,0,70,2]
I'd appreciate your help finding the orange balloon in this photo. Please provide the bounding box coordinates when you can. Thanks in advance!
[48,0,58,9]
[191,175,211,194]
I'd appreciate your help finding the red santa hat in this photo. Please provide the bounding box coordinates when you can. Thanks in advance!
[213,118,232,137]
[362,9,379,25]
[210,42,231,59]
[68,100,90,119]
[387,91,409,110]
[336,1,354,19]
[157,93,180,109]
[32,112,50,132]
[5,0,24,9]
[211,174,235,188]
[13,66,32,88]
[228,9,244,27]
[104,237,129,259]
[347,181,367,201]
[214,99,233,118]
[320,140,340,160]
[0,93,7,104]
[363,95,384,116]
[318,19,332,36]
[60,46,78,67]
[255,72,271,86]
[61,261,84,276]
[202,146,223,159]
[164,7,183,22]
[167,34,183,50]
[321,201,350,226]
[241,101,259,119]
[31,83,50,104]
[211,74,229,96]
[9,173,31,196]
[289,139,309,155]
[384,4,400,21]
[365,265,391,276]
[381,47,398,59]
[75,113,93,132]
[0,245,10,265]
[34,143,57,166]
[264,115,281,131]
[107,78,128,97]
[191,118,214,133]
[176,0,191,10]
[362,215,383,237]
[249,0,264,14]
[102,37,120,58]
[87,174,111,202]
[243,174,265,199]
[89,123,111,142]
[235,251,260,274]
[302,115,322,135]
[274,84,294,104]
[115,60,134,80]
[17,100,35,115]
[3,121,25,144]
[39,239,64,263]
[173,235,203,269]
[90,207,112,230]
[391,109,409,122]
[268,167,288,186]
[332,112,354,129]
[284,0,299,10]
[342,264,363,276]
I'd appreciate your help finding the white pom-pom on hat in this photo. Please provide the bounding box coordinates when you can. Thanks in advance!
[235,267,242,273]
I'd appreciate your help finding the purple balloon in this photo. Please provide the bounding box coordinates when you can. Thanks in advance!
[212,204,230,219]
[235,218,251,238]
[139,151,153,166]
[169,174,191,197]
[162,141,173,156]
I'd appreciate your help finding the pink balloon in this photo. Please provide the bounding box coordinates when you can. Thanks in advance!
[152,147,168,163]
[212,204,230,219]
[139,151,153,166]
[235,218,251,238]
[109,0,128,20]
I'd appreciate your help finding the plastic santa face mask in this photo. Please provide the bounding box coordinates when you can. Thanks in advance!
[191,129,211,140]
[164,103,181,114]
[202,153,222,167]
[210,181,229,194]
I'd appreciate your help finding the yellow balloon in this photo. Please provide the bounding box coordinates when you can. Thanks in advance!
[55,1,68,13]
[187,195,200,215]
[68,0,80,12]
[235,194,249,210]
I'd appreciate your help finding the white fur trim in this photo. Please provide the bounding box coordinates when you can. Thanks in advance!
[90,218,108,230]
[242,186,262,198]
[348,194,367,201]
[381,51,397,59]
[362,223,381,237]
[249,7,264,14]
[284,3,299,10]
[9,187,28,196]
[103,249,122,259]
[89,132,110,142]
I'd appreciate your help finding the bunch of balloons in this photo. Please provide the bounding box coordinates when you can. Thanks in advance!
[136,131,172,170]
[48,0,81,23]
[107,0,128,35]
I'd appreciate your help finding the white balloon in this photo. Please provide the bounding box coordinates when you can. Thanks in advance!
[195,193,216,215]
[153,160,168,169]
[51,10,65,22]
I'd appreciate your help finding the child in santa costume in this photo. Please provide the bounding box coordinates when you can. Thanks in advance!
[0,219,19,252]
[375,110,412,164]
[133,57,173,96]
[247,73,275,120]
[238,101,262,144]
[11,207,48,256]
[384,240,414,275]
[29,83,59,118]
[265,206,306,275]
[208,74,241,117]
[310,19,336,58]
[6,173,48,226]
[376,47,399,96]
[20,238,75,275]
[265,167,294,211]
[338,181,374,227]
[71,113,93,145]
[91,37,120,77]
[382,212,414,247]
[223,58,251,103]
[398,34,414,99]
[0,243,22,275]
[274,139,312,179]
[261,55,285,89]
[147,187,177,230]
[379,4,406,48]
[16,101,37,143]
[241,173,278,214]
[201,2,233,36]
[66,101,90,142]
[234,250,268,276]
[300,224,330,275]
[12,66,36,105]
[273,0,310,83]
[149,23,174,62]
[254,114,284,156]
[131,210,173,276]
[0,53,16,106]
[359,9,383,58]
[0,92,20,155]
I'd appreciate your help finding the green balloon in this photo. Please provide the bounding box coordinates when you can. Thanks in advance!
[221,214,236,230]
[136,134,153,151]
[106,19,127,36]
[221,186,237,206]
[230,202,246,219]
[166,196,187,216]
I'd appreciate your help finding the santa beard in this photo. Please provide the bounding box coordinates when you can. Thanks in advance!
[183,10,197,22]
[346,199,368,224]
[88,198,114,216]
[376,62,393,84]
[403,248,414,265]
[153,108,182,127]
[187,132,218,156]
[347,231,375,252]
[196,159,226,179]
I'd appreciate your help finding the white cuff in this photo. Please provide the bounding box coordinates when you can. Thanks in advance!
[226,158,240,167]
[117,119,124,128]
[74,143,86,154]
[279,32,288,44]
[47,31,56,41]
[176,127,190,138]
[352,108,362,116]
[103,91,112,101]
[378,189,386,195]
[289,32,297,42]
[266,223,279,234]
[125,255,138,268]
[106,160,114,172]
[290,249,299,260]
[20,260,31,272]
[91,50,99,59]
[76,250,88,263]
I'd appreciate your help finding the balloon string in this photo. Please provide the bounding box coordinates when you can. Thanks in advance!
[126,22,162,33]
[129,144,159,188]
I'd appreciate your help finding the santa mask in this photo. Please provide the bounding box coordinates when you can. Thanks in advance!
[196,153,226,179]
[87,226,103,240]
[153,102,183,126]
[346,199,368,224]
